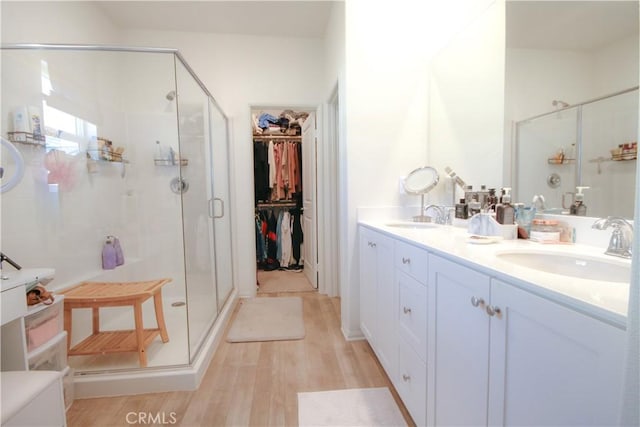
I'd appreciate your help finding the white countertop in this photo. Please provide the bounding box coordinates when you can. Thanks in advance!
[1,268,55,293]
[360,221,630,328]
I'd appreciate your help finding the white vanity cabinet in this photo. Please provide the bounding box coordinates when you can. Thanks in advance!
[359,226,396,377]
[487,278,626,426]
[394,240,428,426]
[427,253,491,426]
[427,253,626,427]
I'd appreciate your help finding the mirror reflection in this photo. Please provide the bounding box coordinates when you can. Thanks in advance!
[507,1,639,219]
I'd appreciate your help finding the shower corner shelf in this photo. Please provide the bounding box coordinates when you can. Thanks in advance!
[154,158,188,166]
[547,158,575,165]
[7,132,46,147]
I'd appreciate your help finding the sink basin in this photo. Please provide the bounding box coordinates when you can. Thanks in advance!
[496,251,631,283]
[385,222,440,229]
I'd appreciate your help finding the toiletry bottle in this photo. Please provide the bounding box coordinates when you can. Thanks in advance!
[464,185,474,204]
[486,188,498,212]
[455,198,468,219]
[570,186,589,216]
[496,187,515,224]
[478,185,489,210]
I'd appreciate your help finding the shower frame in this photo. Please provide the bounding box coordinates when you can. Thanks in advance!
[1,43,237,395]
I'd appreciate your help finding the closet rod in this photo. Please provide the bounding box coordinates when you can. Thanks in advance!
[257,201,298,208]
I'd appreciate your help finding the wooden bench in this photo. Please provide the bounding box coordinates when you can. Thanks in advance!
[61,279,171,367]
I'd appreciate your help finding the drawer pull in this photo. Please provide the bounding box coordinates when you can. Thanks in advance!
[486,305,501,317]
[403,306,412,314]
[402,374,411,382]
[368,241,377,248]
[402,257,411,264]
[470,296,485,307]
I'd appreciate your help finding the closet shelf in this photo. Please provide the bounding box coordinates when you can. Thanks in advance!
[253,135,301,141]
[257,201,298,208]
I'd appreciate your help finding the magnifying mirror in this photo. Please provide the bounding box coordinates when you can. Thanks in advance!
[403,166,439,222]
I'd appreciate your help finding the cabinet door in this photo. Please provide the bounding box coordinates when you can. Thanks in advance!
[359,228,378,343]
[428,254,491,427]
[488,279,626,426]
[375,236,396,378]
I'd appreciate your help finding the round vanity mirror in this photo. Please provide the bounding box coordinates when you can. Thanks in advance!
[403,166,439,195]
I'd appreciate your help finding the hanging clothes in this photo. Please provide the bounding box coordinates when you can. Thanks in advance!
[254,141,269,203]
[280,211,292,267]
[290,208,304,267]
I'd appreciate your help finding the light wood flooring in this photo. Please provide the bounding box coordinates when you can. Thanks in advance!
[66,291,414,426]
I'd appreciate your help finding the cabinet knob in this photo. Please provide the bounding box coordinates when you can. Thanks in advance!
[402,257,411,264]
[403,306,412,314]
[470,296,485,307]
[402,374,411,382]
[368,241,376,248]
[486,305,501,317]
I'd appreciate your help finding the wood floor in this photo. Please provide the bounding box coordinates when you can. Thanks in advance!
[66,291,414,426]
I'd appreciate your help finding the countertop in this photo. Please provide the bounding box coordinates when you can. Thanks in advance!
[359,221,630,328]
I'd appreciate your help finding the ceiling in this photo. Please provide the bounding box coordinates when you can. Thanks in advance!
[96,1,338,39]
[507,1,639,50]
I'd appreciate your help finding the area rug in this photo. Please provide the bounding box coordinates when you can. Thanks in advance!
[298,387,407,426]
[226,296,305,342]
[257,270,315,293]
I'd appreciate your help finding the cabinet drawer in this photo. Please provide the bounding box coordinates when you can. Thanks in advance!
[397,337,427,427]
[28,330,67,372]
[397,270,427,362]
[395,240,428,283]
[25,297,64,352]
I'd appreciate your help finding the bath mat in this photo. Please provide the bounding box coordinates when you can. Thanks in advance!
[298,387,407,426]
[226,296,305,342]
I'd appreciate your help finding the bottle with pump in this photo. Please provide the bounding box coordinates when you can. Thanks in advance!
[496,187,515,224]
[570,186,589,216]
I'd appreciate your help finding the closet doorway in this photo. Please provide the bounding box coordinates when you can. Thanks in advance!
[252,107,318,294]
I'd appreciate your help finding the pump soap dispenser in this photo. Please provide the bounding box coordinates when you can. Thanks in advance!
[496,187,515,225]
[570,186,589,216]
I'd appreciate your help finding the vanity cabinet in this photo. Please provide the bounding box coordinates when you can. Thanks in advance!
[427,253,626,427]
[395,240,428,426]
[359,227,396,376]
[487,278,625,426]
[427,254,491,426]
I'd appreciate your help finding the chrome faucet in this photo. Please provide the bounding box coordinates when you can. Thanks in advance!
[424,204,447,225]
[592,216,634,259]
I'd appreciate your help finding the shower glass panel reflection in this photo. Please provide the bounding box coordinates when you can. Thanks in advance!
[515,87,638,218]
[0,45,233,373]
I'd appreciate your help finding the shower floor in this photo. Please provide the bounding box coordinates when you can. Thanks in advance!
[67,298,199,372]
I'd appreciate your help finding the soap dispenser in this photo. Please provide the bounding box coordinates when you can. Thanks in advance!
[496,187,515,224]
[570,186,589,216]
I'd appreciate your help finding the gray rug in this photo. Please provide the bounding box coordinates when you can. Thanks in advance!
[298,387,407,426]
[226,296,305,342]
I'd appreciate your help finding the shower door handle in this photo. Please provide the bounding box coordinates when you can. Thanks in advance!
[213,198,225,219]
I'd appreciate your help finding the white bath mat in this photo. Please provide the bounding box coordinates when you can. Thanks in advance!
[226,296,305,342]
[298,387,407,427]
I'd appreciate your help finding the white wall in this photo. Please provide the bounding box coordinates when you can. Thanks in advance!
[120,29,327,298]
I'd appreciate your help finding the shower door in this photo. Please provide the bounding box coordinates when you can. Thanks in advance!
[174,60,219,359]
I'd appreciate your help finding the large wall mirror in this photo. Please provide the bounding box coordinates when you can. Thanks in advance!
[507,1,639,219]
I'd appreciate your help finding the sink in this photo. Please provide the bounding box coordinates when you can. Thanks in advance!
[496,251,631,283]
[385,221,440,229]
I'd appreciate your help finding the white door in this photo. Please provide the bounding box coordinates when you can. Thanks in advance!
[302,111,317,288]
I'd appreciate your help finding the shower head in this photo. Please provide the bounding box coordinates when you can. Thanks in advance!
[166,90,176,101]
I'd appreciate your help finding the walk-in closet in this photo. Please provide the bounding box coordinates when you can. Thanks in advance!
[252,108,316,293]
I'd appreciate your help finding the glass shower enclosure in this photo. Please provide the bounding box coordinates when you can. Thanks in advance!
[0,45,234,373]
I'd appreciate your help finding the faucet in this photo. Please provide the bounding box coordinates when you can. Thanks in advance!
[592,216,634,259]
[424,204,447,225]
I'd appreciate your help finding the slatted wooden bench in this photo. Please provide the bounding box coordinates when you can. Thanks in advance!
[61,279,171,367]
